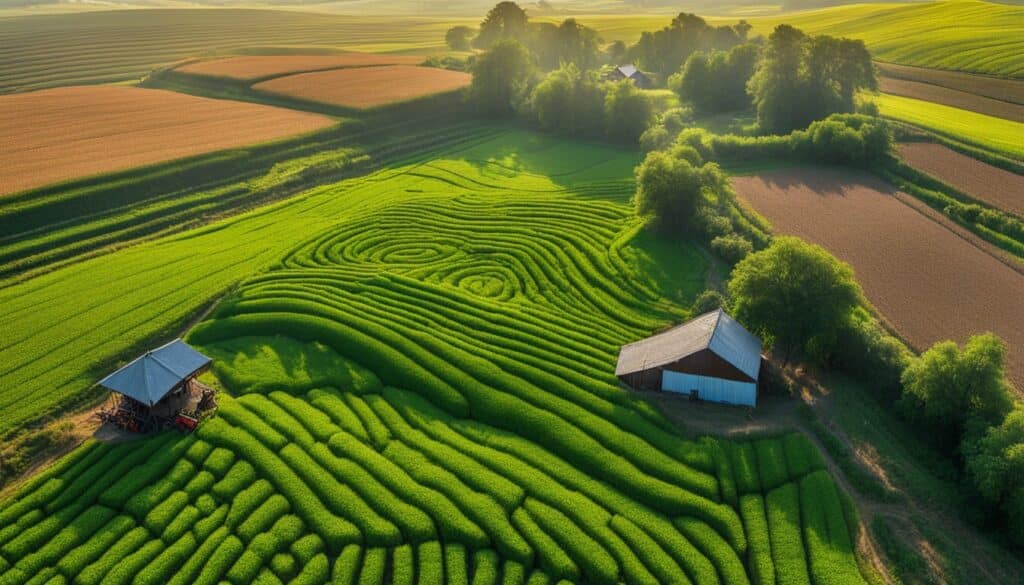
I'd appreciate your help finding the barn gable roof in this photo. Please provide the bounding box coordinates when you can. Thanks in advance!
[97,339,211,406]
[615,309,762,380]
[617,65,639,78]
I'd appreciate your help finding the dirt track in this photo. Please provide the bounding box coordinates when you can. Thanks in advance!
[254,65,471,109]
[733,168,1024,391]
[177,53,424,81]
[0,85,336,196]
[898,142,1024,216]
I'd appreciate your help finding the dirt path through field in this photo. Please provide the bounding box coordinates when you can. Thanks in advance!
[898,142,1024,216]
[733,168,1024,391]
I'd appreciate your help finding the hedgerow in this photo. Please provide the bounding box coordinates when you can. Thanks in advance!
[392,544,415,585]
[292,553,331,585]
[799,471,866,585]
[356,547,386,585]
[237,494,290,542]
[511,508,579,581]
[55,514,134,576]
[417,541,444,585]
[755,438,790,491]
[135,532,198,585]
[675,517,749,585]
[470,550,500,585]
[740,494,775,585]
[330,544,362,585]
[308,389,371,442]
[446,543,468,585]
[766,483,811,585]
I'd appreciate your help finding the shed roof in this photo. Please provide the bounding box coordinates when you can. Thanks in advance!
[98,339,211,406]
[617,65,639,77]
[615,309,762,380]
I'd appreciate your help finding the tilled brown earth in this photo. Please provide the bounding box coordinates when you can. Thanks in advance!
[898,142,1024,216]
[733,167,1024,390]
[877,62,1024,105]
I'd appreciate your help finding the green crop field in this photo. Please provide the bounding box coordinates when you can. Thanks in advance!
[1,1,1020,94]
[0,127,867,584]
[874,93,1024,159]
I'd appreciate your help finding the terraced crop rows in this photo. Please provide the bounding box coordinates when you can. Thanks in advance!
[0,131,865,584]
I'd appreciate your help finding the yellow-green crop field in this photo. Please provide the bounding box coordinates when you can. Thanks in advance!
[1,1,1021,94]
[874,93,1024,159]
[0,127,871,585]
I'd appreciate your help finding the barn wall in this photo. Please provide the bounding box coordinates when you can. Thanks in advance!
[663,349,754,382]
[661,370,756,407]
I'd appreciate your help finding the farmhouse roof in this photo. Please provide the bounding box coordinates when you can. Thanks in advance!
[98,339,211,406]
[615,309,762,380]
[617,65,639,78]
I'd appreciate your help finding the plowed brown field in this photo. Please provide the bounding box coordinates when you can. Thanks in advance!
[879,78,1024,122]
[898,143,1024,216]
[0,85,336,196]
[733,168,1024,390]
[177,53,425,81]
[253,65,471,109]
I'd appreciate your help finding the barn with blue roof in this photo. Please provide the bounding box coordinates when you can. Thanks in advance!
[616,309,764,407]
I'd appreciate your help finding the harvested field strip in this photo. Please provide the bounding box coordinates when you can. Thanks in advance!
[0,85,336,197]
[732,167,1024,390]
[898,142,1024,217]
[1,129,864,583]
[879,78,1024,122]
[873,93,1024,159]
[177,53,425,81]
[876,62,1024,105]
[253,66,471,110]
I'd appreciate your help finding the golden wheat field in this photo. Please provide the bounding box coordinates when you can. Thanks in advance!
[176,53,426,81]
[253,65,471,109]
[0,85,336,196]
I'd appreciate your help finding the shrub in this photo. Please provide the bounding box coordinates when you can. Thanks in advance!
[330,544,362,585]
[470,550,500,585]
[202,447,236,478]
[292,553,331,585]
[226,479,274,529]
[357,547,387,585]
[237,494,290,542]
[740,494,775,585]
[710,234,753,265]
[782,433,824,478]
[167,526,229,585]
[271,553,298,582]
[161,504,200,544]
[55,514,133,576]
[765,483,811,585]
[211,460,256,501]
[691,289,729,316]
[445,544,469,585]
[417,541,444,585]
[391,544,415,585]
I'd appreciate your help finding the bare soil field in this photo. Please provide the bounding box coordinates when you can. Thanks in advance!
[898,142,1024,216]
[176,53,425,81]
[879,78,1024,122]
[253,65,471,109]
[733,168,1024,390]
[877,62,1024,105]
[0,86,336,196]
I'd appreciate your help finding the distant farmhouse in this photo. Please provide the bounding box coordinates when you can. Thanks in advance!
[605,65,653,89]
[616,309,764,407]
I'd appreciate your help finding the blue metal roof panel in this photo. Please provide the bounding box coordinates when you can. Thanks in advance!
[708,311,762,381]
[98,339,211,405]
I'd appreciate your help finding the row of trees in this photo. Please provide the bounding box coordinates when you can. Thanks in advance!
[471,41,653,143]
[447,3,603,71]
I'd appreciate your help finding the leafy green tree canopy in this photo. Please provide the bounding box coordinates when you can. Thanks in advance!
[728,236,863,363]
[899,333,1013,446]
[633,149,727,234]
[471,39,534,116]
[473,2,529,49]
[604,80,653,144]
[529,63,605,136]
[671,43,760,114]
[964,406,1024,546]
[445,26,476,51]
[531,18,601,70]
[628,12,747,79]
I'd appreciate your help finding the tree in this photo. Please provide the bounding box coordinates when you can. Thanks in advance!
[604,80,653,143]
[963,407,1024,546]
[529,63,604,136]
[473,2,529,50]
[899,333,1013,449]
[671,43,759,113]
[606,40,627,64]
[746,24,808,134]
[471,39,534,116]
[445,26,476,51]
[628,13,745,79]
[530,18,601,71]
[728,236,863,364]
[633,150,713,234]
[748,25,878,133]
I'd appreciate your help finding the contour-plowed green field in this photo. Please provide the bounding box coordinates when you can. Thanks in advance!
[0,129,867,584]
